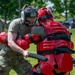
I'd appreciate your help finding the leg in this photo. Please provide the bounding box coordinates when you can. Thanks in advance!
[13,57,32,75]
[0,47,14,75]
[0,55,12,75]
[0,66,11,75]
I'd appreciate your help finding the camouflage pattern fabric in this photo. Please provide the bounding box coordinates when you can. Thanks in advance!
[0,44,5,51]
[0,46,32,75]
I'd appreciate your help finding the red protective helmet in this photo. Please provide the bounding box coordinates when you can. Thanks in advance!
[38,7,54,24]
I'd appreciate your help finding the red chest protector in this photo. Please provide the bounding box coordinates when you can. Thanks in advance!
[36,21,74,74]
[43,21,70,34]
[37,21,73,52]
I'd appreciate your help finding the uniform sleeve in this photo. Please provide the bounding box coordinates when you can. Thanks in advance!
[31,26,46,37]
[8,20,19,34]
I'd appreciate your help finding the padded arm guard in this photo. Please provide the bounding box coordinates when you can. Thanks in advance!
[0,32,7,45]
[0,32,29,50]
[15,37,29,50]
[15,33,40,49]
[21,33,41,44]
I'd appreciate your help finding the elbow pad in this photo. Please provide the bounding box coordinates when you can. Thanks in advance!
[21,34,41,44]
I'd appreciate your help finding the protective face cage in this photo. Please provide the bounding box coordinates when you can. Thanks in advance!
[38,7,54,23]
[38,14,53,21]
[21,7,37,23]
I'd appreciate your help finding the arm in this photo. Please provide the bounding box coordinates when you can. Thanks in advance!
[8,31,29,57]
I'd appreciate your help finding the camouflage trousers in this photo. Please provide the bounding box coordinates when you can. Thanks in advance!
[0,46,32,75]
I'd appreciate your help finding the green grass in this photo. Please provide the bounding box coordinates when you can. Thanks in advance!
[9,29,75,75]
[69,28,75,75]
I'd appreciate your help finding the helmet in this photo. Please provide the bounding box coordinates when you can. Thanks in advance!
[38,7,54,24]
[21,5,37,25]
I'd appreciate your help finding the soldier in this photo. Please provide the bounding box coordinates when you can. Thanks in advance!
[0,4,37,75]
[28,7,74,75]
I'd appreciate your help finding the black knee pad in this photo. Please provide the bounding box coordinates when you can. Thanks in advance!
[33,72,44,75]
[29,70,44,75]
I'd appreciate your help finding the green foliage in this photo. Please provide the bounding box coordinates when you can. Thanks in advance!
[0,0,75,22]
[44,0,75,19]
[31,0,46,9]
[0,0,46,22]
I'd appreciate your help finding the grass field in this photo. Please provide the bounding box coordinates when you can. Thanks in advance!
[69,28,75,75]
[9,29,75,75]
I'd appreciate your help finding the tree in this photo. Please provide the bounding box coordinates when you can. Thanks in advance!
[0,0,46,22]
[44,0,75,20]
[0,0,19,22]
[31,0,46,9]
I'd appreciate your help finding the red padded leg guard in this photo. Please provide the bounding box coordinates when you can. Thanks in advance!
[55,53,73,72]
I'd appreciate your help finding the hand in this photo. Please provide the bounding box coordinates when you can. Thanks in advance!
[22,51,30,57]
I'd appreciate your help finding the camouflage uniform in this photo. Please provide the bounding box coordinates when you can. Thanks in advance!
[0,18,32,75]
[0,19,6,51]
